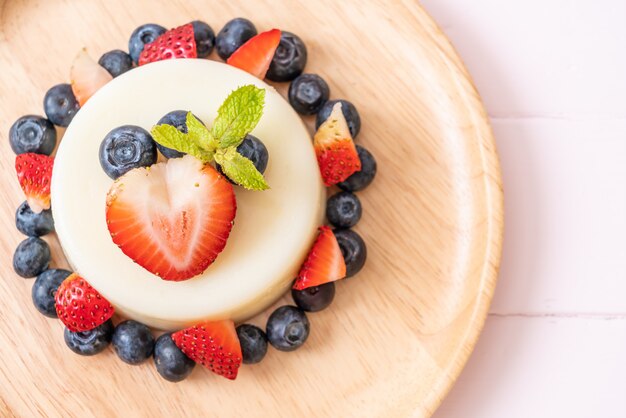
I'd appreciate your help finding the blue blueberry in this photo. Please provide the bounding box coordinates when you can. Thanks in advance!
[43,84,79,127]
[153,333,195,382]
[326,191,362,228]
[9,115,57,155]
[334,229,366,278]
[191,20,215,58]
[236,324,268,364]
[316,99,361,138]
[337,145,377,192]
[98,50,133,78]
[156,110,205,158]
[64,319,114,356]
[215,18,257,60]
[112,320,155,365]
[291,282,335,312]
[288,74,329,115]
[128,23,166,63]
[99,125,157,179]
[266,31,307,82]
[13,237,50,278]
[266,306,310,352]
[32,268,71,317]
[16,201,54,237]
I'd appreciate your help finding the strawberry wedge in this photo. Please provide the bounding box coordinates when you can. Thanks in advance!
[293,226,347,290]
[227,29,281,79]
[70,49,113,106]
[15,153,54,213]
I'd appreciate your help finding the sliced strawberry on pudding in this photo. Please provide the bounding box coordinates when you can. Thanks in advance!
[314,102,362,186]
[139,23,197,66]
[15,153,53,213]
[105,155,236,281]
[55,273,115,332]
[293,226,347,290]
[70,48,113,106]
[172,320,242,380]
[226,29,281,79]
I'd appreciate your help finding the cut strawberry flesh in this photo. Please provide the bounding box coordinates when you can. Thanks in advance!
[70,48,113,106]
[227,29,281,79]
[293,226,346,290]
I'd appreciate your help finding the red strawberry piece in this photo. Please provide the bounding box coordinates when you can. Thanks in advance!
[172,320,242,380]
[54,273,115,332]
[313,102,362,186]
[138,23,197,66]
[15,153,54,213]
[70,48,113,106]
[293,226,347,290]
[226,29,281,79]
[105,155,237,281]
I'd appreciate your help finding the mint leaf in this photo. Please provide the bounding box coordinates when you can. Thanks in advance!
[151,124,214,162]
[215,148,269,191]
[211,85,265,149]
[185,112,218,150]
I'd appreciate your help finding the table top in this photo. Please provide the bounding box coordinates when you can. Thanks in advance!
[421,1,626,417]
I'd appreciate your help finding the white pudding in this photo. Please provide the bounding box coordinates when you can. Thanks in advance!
[52,59,325,330]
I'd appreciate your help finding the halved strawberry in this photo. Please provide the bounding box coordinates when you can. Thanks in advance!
[106,155,236,281]
[15,153,53,213]
[172,320,242,380]
[314,102,362,186]
[226,29,281,79]
[138,23,197,66]
[70,48,113,106]
[54,273,115,332]
[293,226,346,290]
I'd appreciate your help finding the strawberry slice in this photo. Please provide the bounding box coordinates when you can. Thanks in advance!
[138,23,197,66]
[15,153,53,213]
[314,102,362,186]
[226,29,281,79]
[105,155,236,281]
[293,226,347,290]
[55,273,115,332]
[70,48,113,106]
[172,320,242,380]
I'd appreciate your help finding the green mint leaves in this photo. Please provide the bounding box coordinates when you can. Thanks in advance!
[150,85,268,191]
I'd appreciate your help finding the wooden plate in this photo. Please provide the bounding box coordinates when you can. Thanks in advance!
[0,1,503,417]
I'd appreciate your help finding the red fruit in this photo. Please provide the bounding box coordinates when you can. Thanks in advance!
[54,273,115,332]
[293,226,347,290]
[70,48,113,106]
[172,320,242,380]
[15,153,54,213]
[105,155,237,281]
[313,102,361,186]
[138,23,197,66]
[226,29,281,79]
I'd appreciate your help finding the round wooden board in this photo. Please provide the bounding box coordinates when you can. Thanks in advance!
[0,1,503,417]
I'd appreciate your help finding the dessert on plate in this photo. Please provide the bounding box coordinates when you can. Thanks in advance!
[10,18,377,381]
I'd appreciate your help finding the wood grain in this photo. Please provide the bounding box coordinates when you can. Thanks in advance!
[0,0,503,417]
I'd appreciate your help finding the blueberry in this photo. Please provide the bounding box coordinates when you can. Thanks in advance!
[156,110,205,158]
[266,31,307,82]
[99,125,157,179]
[112,320,155,365]
[98,50,133,78]
[288,74,329,115]
[333,229,366,278]
[236,324,268,364]
[326,191,362,228]
[191,20,215,58]
[337,145,377,192]
[128,23,166,63]
[43,84,79,127]
[292,282,335,312]
[9,115,57,155]
[32,268,71,317]
[266,306,310,352]
[217,135,269,183]
[153,333,195,382]
[16,201,54,237]
[64,319,114,356]
[215,18,257,60]
[13,237,50,278]
[316,99,361,139]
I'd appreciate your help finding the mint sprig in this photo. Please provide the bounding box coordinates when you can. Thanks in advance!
[150,85,269,191]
